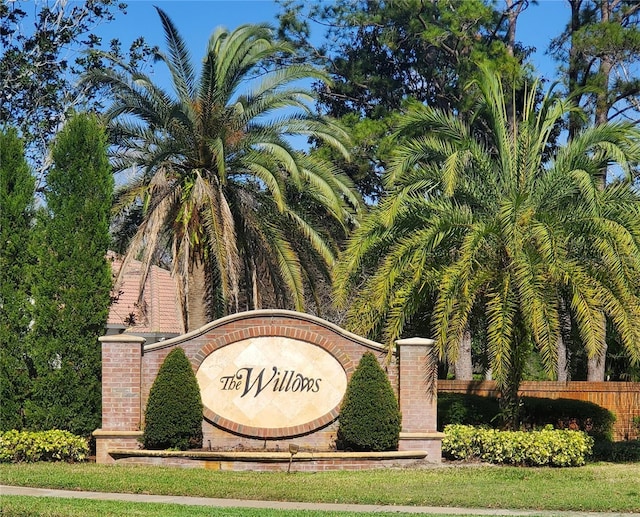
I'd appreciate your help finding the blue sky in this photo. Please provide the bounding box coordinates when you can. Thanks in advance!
[90,0,572,158]
[98,0,571,83]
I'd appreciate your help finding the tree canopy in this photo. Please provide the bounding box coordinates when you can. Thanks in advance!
[550,0,640,146]
[334,67,640,424]
[276,0,528,201]
[27,113,113,435]
[0,0,153,181]
[84,7,360,330]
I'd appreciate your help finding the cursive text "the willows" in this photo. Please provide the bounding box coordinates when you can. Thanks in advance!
[219,367,321,398]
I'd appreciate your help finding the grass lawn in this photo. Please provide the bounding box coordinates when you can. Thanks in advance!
[0,495,554,517]
[1,462,638,514]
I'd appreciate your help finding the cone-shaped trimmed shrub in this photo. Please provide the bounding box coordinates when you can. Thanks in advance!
[337,351,401,451]
[143,347,203,450]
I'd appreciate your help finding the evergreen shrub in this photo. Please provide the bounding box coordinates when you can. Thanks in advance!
[438,393,500,429]
[337,351,401,451]
[520,397,615,442]
[438,393,615,443]
[0,129,35,432]
[442,424,593,467]
[0,430,89,463]
[27,113,113,435]
[143,347,203,450]
[592,439,640,462]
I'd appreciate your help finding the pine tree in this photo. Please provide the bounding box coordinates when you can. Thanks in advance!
[549,0,640,381]
[27,113,113,435]
[0,128,35,430]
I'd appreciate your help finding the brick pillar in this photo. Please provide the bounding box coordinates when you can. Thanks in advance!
[396,337,444,462]
[93,334,145,463]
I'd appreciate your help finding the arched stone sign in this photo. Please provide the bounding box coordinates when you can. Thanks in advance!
[94,310,442,468]
[196,336,347,438]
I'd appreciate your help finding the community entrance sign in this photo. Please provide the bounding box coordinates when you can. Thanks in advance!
[196,336,347,434]
[95,309,443,467]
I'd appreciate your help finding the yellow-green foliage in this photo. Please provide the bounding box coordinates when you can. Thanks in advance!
[0,430,88,463]
[442,424,593,467]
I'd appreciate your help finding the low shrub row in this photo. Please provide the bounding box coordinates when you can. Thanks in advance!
[442,424,593,467]
[0,430,89,463]
[592,439,640,462]
[438,392,615,441]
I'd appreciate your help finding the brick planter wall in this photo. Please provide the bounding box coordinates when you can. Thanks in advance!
[107,450,429,472]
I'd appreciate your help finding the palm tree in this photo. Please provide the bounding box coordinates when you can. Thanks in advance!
[85,8,360,331]
[334,67,640,426]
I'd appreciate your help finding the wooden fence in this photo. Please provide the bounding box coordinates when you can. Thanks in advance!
[438,380,640,441]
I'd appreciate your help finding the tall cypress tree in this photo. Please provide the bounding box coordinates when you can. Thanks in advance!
[28,113,113,435]
[0,128,35,430]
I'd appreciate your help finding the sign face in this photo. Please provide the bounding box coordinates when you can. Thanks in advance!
[196,337,347,433]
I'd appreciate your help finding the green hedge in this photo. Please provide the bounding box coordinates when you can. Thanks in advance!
[520,397,615,442]
[143,347,203,451]
[337,352,401,451]
[438,393,500,428]
[438,393,615,441]
[592,439,640,462]
[0,430,89,463]
[442,424,593,467]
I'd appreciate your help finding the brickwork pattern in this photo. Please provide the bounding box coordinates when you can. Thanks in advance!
[398,343,437,433]
[96,310,442,466]
[94,433,142,464]
[99,335,145,430]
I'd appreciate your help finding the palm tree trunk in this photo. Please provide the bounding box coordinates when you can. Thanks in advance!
[251,261,261,310]
[587,342,608,381]
[186,258,209,331]
[454,327,473,380]
[557,334,569,382]
[499,321,529,429]
[500,368,521,430]
[557,298,571,381]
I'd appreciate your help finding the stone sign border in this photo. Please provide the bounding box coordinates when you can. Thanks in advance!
[194,323,353,439]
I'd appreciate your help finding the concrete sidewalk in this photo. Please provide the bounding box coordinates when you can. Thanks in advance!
[1,485,637,517]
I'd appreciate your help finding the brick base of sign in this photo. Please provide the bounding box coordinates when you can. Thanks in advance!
[106,449,430,472]
[399,432,445,462]
[96,310,443,469]
[201,425,339,452]
[94,430,144,464]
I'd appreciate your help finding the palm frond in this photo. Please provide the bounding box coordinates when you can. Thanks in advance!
[154,7,196,102]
